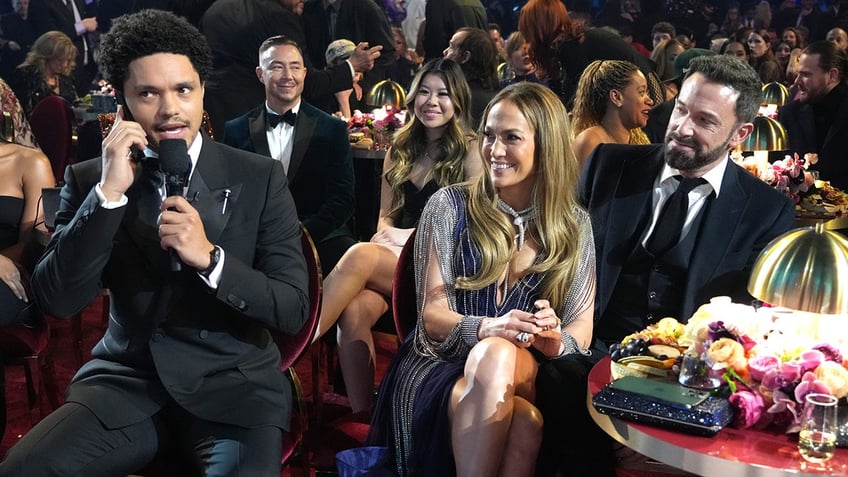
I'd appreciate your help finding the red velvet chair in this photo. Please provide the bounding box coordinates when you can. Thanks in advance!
[274,223,323,472]
[0,266,61,440]
[29,96,76,185]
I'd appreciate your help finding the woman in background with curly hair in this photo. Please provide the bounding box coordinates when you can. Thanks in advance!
[311,58,482,415]
[10,31,78,116]
[571,60,652,167]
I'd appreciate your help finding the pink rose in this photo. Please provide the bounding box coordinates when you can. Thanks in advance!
[748,355,780,382]
[729,390,766,428]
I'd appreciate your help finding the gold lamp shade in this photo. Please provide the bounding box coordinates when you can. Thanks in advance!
[497,62,511,82]
[741,115,788,152]
[762,81,790,107]
[366,79,407,109]
[748,224,848,315]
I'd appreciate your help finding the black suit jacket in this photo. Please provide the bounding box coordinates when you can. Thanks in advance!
[199,0,353,135]
[301,0,395,112]
[778,85,848,190]
[28,0,93,62]
[580,143,796,325]
[222,102,354,244]
[32,137,309,431]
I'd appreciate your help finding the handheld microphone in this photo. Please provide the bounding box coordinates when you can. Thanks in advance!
[159,139,192,272]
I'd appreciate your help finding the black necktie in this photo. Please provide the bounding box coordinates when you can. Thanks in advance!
[267,110,297,128]
[645,176,707,256]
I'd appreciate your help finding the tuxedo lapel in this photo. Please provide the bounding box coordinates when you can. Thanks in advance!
[604,152,661,254]
[288,106,317,182]
[249,109,271,157]
[185,139,243,246]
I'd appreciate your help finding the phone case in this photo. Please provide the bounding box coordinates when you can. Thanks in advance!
[608,376,710,409]
[592,381,734,437]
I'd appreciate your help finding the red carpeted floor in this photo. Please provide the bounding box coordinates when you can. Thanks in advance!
[0,300,398,476]
[1,301,690,477]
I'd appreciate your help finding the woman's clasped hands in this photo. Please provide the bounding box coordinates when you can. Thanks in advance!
[479,299,563,357]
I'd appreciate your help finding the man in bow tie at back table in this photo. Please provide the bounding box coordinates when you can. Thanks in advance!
[223,35,356,275]
[0,10,309,476]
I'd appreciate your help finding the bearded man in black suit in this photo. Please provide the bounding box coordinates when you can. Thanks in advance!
[0,10,309,475]
[223,36,356,274]
[583,55,796,349]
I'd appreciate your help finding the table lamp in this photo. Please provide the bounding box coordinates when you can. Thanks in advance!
[748,223,848,315]
[741,115,788,168]
[761,82,790,117]
[366,79,406,111]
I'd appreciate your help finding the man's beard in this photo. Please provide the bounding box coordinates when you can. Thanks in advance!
[664,131,733,171]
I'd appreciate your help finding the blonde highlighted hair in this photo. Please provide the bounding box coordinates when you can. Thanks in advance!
[458,82,585,312]
[20,31,77,76]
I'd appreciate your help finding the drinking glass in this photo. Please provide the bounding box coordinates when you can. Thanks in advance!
[677,352,722,390]
[798,393,839,464]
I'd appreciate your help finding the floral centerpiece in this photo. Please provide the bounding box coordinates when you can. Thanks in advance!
[347,108,406,150]
[733,151,848,216]
[682,298,848,433]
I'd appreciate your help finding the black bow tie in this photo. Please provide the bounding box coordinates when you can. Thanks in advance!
[267,109,297,128]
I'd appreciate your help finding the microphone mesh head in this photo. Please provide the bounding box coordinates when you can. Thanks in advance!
[158,139,190,176]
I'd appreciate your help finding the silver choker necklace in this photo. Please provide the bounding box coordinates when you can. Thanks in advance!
[497,198,537,251]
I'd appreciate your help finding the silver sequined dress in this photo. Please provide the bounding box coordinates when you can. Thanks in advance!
[368,185,596,476]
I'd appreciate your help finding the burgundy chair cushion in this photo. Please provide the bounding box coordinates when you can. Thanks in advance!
[29,96,74,185]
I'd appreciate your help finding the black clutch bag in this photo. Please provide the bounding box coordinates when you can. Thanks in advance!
[592,378,734,437]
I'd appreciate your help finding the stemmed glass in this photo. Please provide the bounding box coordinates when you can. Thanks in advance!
[798,393,839,464]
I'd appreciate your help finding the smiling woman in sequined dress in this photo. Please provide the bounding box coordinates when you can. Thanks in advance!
[367,81,596,477]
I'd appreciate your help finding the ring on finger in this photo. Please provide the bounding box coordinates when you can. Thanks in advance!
[516,331,530,343]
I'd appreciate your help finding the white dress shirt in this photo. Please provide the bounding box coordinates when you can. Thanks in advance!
[265,101,301,173]
[642,155,729,246]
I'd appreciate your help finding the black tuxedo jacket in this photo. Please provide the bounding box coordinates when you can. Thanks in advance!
[580,143,796,324]
[778,85,848,190]
[222,102,354,244]
[32,137,309,431]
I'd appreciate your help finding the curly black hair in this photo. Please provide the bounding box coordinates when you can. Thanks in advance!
[98,9,212,91]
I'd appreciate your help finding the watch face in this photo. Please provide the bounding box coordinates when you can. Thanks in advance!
[202,246,220,276]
